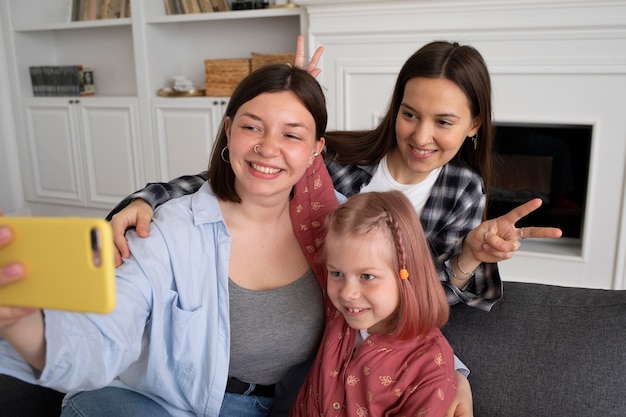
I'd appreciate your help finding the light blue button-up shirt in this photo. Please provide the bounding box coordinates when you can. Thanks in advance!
[0,183,233,416]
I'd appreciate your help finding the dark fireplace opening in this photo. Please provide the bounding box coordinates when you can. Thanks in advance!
[486,122,592,239]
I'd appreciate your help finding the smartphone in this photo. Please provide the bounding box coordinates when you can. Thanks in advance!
[0,217,116,313]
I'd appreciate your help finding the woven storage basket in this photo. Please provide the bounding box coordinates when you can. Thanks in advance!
[204,58,251,96]
[250,52,297,71]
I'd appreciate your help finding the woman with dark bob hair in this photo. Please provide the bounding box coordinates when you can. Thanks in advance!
[0,63,338,417]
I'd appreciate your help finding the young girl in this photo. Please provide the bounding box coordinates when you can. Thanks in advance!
[292,190,455,416]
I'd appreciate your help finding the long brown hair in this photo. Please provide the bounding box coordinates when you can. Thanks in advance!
[207,64,328,203]
[323,190,449,339]
[325,41,494,209]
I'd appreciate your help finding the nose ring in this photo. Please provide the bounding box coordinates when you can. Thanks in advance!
[254,144,261,154]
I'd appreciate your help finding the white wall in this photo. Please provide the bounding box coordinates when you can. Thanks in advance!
[0,17,27,215]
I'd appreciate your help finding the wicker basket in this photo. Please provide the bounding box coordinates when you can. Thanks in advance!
[250,52,297,71]
[204,58,251,97]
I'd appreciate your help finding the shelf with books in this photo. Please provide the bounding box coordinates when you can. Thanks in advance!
[29,65,95,97]
[145,4,302,24]
[69,0,131,22]
[143,0,223,18]
[11,25,136,98]
[4,0,136,98]
[162,0,221,15]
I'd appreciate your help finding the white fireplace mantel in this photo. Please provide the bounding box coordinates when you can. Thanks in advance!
[298,0,626,289]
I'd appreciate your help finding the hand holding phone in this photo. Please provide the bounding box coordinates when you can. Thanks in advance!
[0,217,116,313]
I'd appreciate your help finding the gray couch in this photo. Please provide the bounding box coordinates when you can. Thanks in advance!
[2,281,625,417]
[442,281,626,417]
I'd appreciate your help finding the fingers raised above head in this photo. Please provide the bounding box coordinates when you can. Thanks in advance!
[294,35,324,78]
[295,35,305,68]
[306,45,324,77]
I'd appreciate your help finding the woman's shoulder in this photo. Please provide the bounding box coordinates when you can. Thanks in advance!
[154,182,221,225]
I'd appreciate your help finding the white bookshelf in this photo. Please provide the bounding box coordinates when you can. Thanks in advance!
[1,0,306,213]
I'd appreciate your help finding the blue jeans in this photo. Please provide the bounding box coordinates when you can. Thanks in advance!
[219,392,273,417]
[61,387,170,417]
[60,386,274,417]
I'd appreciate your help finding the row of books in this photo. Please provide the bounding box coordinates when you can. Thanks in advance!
[164,0,230,15]
[70,0,131,22]
[29,65,95,97]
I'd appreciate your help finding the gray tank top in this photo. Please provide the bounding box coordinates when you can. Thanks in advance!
[228,269,324,385]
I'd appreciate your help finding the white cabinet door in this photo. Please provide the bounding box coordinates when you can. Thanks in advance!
[153,97,228,180]
[22,97,143,209]
[78,98,143,208]
[22,99,85,204]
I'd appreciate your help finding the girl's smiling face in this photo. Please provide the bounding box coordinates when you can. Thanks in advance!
[325,229,401,335]
[389,76,481,185]
[225,91,324,201]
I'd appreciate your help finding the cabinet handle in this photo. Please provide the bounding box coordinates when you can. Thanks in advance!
[213,101,218,105]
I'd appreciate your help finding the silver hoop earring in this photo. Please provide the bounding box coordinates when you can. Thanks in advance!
[254,144,261,154]
[220,146,230,164]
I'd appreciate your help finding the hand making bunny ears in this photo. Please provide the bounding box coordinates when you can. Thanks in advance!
[295,35,324,78]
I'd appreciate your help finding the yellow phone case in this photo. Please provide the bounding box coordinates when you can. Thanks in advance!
[0,217,116,313]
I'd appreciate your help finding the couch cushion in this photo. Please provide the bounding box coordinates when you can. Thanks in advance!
[442,281,626,417]
[0,374,63,416]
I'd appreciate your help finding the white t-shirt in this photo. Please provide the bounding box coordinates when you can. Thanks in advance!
[360,155,442,216]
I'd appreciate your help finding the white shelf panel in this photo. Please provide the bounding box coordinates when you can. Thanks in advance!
[14,18,132,33]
